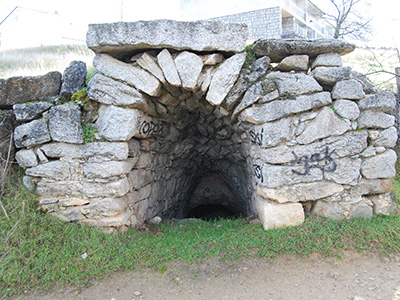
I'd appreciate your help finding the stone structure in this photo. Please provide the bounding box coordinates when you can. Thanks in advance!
[8,20,399,232]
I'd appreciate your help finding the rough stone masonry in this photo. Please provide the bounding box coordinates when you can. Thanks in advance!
[12,20,399,232]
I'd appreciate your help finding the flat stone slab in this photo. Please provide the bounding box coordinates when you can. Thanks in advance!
[86,20,248,60]
[253,39,356,63]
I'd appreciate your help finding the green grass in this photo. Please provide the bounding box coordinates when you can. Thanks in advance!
[1,169,400,298]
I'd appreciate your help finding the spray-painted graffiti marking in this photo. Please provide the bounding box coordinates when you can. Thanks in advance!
[249,128,263,146]
[253,163,264,183]
[290,146,337,176]
[139,120,163,137]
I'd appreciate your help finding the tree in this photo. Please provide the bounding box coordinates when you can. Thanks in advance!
[323,0,372,41]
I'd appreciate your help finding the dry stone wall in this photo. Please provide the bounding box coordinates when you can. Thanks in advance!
[9,20,400,232]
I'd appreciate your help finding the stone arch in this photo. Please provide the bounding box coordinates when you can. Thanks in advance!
[14,20,399,232]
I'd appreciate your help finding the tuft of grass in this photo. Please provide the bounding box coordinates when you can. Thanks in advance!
[1,168,400,298]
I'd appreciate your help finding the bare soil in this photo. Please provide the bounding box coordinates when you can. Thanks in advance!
[15,252,400,300]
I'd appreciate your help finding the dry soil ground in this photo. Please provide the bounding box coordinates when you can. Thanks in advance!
[14,252,400,300]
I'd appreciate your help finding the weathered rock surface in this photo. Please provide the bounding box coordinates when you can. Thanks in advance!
[297,106,351,145]
[224,56,271,109]
[332,79,365,100]
[0,72,61,108]
[15,149,38,168]
[358,111,395,129]
[135,52,166,83]
[256,197,305,229]
[257,181,343,203]
[174,51,203,90]
[87,20,248,59]
[253,39,355,63]
[358,91,396,111]
[239,92,331,124]
[311,53,343,69]
[93,54,161,97]
[14,119,51,148]
[96,105,159,141]
[60,61,87,101]
[87,74,156,116]
[206,53,246,106]
[267,72,322,96]
[312,67,352,86]
[49,103,84,144]
[333,99,360,120]
[372,127,397,148]
[157,49,181,87]
[368,193,398,216]
[13,101,53,121]
[83,160,135,179]
[361,150,397,179]
[26,160,70,180]
[278,54,309,71]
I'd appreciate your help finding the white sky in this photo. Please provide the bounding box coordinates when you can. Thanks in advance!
[0,0,399,49]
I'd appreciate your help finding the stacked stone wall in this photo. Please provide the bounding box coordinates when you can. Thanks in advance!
[3,20,399,232]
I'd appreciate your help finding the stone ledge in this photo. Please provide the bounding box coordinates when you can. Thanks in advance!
[253,39,356,63]
[87,20,249,60]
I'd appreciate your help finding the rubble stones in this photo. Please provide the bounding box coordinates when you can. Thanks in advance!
[358,111,395,129]
[358,91,396,111]
[278,54,309,71]
[93,54,161,97]
[361,150,397,179]
[0,72,61,108]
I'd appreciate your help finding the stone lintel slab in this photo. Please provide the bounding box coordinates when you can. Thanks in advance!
[253,39,356,63]
[86,20,249,60]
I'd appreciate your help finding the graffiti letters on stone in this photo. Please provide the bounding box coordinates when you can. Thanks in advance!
[290,146,337,176]
[253,163,264,183]
[139,120,163,137]
[249,129,263,146]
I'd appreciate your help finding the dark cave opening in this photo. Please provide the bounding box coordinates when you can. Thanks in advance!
[187,204,237,220]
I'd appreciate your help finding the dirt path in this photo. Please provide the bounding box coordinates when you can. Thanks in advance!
[15,252,400,300]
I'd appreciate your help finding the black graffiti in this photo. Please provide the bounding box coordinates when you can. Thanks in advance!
[253,164,264,183]
[139,120,162,137]
[249,128,263,146]
[290,146,337,176]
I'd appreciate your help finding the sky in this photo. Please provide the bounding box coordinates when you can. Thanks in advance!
[0,0,399,49]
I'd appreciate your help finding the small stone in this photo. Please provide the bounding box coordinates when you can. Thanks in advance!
[311,53,343,69]
[297,106,350,145]
[15,149,38,168]
[157,49,181,87]
[136,52,166,83]
[14,119,51,148]
[174,51,203,91]
[278,54,309,71]
[206,53,246,106]
[267,72,322,97]
[203,53,224,65]
[239,92,331,124]
[358,91,396,111]
[13,101,53,121]
[358,111,395,129]
[60,61,87,101]
[49,103,84,144]
[256,197,304,229]
[332,79,365,100]
[372,127,397,148]
[312,66,351,86]
[148,216,162,225]
[333,99,360,120]
[361,150,397,179]
[94,53,161,97]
